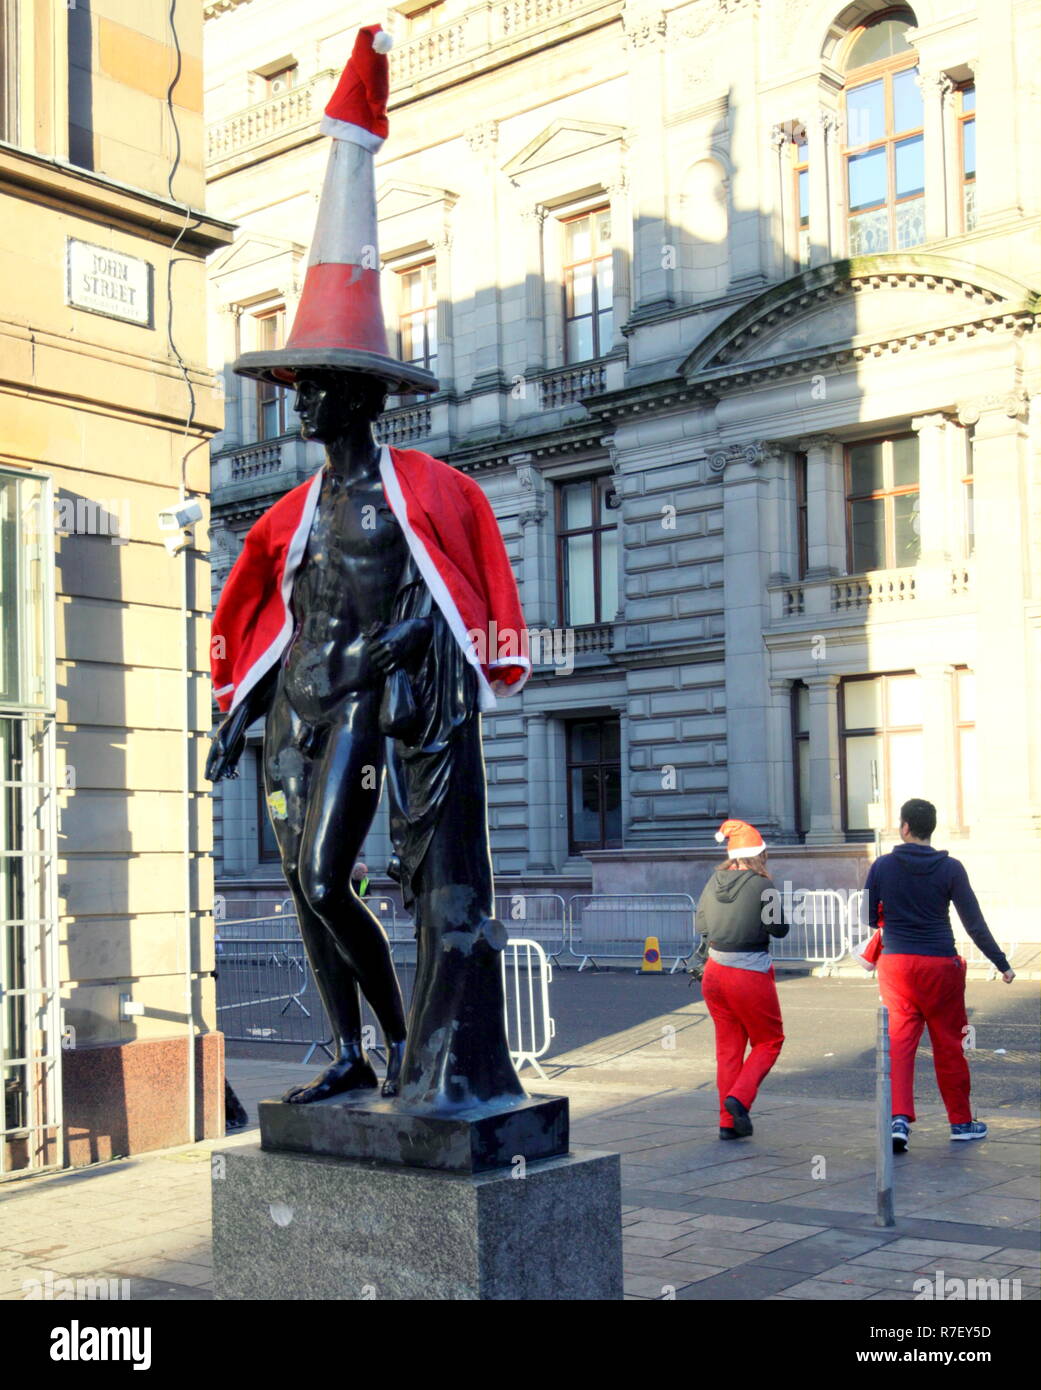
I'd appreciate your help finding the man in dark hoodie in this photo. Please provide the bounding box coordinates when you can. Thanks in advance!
[867,798,1015,1153]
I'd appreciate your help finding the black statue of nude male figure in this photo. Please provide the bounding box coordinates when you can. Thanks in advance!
[207,370,525,1116]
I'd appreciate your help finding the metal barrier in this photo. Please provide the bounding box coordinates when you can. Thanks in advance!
[770,889,849,971]
[494,893,568,959]
[502,939,555,1078]
[217,935,555,1078]
[215,937,330,1062]
[566,894,696,972]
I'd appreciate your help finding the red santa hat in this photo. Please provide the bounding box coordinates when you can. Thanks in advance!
[715,819,767,859]
[232,24,437,396]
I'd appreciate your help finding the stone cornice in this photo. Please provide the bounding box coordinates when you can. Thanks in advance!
[0,142,235,255]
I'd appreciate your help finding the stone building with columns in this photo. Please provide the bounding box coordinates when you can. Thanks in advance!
[204,0,1039,948]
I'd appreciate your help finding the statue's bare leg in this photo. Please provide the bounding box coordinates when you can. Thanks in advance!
[265,688,406,1102]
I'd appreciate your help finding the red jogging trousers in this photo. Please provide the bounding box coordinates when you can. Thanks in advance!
[701,960,785,1127]
[877,953,972,1124]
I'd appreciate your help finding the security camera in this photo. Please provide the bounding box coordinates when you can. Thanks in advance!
[157,500,204,531]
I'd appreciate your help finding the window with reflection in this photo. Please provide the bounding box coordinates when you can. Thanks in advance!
[566,718,622,852]
[840,673,923,835]
[791,681,810,838]
[562,208,613,362]
[792,127,810,268]
[556,475,619,627]
[846,434,920,573]
[842,9,923,254]
[254,308,290,440]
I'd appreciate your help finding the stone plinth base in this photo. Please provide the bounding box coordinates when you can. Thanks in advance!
[259,1091,568,1174]
[212,1144,622,1300]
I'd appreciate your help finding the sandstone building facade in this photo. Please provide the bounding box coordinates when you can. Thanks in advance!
[1,0,231,1173]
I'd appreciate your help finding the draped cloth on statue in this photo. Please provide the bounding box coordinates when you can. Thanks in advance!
[384,556,492,917]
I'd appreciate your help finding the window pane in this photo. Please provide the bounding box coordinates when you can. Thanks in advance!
[888,731,924,827]
[961,85,975,114]
[596,308,613,355]
[595,256,613,302]
[845,79,885,147]
[850,498,885,572]
[796,684,809,734]
[963,117,975,177]
[570,768,601,845]
[887,674,922,727]
[796,739,810,831]
[892,67,922,132]
[603,766,622,842]
[562,482,593,530]
[847,146,888,210]
[846,15,914,69]
[959,726,976,825]
[849,206,889,254]
[894,135,924,197]
[0,483,18,702]
[845,734,883,829]
[599,528,618,622]
[964,480,974,552]
[894,196,925,248]
[601,720,620,761]
[798,167,809,223]
[891,435,918,487]
[893,491,921,566]
[566,316,594,363]
[568,264,593,318]
[849,441,884,495]
[595,210,612,246]
[425,310,438,362]
[957,669,975,722]
[566,218,590,261]
[570,722,602,763]
[844,678,882,731]
[564,534,596,625]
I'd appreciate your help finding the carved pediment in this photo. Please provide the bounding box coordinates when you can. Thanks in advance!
[376,180,458,221]
[680,255,1037,382]
[503,120,627,178]
[209,232,302,278]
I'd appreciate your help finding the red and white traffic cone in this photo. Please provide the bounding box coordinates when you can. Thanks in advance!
[234,24,438,395]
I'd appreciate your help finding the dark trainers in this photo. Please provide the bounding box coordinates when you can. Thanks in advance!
[724,1095,753,1137]
[891,1115,911,1153]
[718,1126,742,1141]
[951,1120,988,1142]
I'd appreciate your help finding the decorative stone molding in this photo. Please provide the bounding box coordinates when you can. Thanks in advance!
[796,434,837,453]
[957,390,1030,426]
[519,506,548,528]
[678,0,759,41]
[204,0,254,18]
[466,121,500,155]
[707,442,762,473]
[916,70,955,101]
[624,10,668,49]
[519,204,548,227]
[768,124,789,152]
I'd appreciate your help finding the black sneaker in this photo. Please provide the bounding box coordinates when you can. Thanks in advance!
[724,1095,753,1137]
[891,1115,911,1153]
[718,1126,742,1141]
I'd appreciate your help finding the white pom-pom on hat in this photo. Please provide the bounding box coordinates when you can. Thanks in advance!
[372,28,394,53]
[714,831,726,842]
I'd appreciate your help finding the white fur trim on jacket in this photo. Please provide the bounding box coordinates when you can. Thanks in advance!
[319,114,385,151]
[378,446,498,712]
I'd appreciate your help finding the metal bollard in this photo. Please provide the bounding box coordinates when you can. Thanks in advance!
[876,1004,895,1227]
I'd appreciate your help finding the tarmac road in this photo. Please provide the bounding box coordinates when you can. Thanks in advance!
[541,968,1040,1113]
[225,960,1039,1115]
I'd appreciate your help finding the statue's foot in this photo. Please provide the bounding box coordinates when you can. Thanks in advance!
[282,1055,378,1104]
[381,1039,406,1098]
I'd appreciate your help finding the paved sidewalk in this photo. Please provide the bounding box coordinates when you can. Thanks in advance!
[0,1057,1036,1302]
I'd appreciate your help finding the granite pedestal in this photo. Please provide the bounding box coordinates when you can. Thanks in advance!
[212,1143,623,1300]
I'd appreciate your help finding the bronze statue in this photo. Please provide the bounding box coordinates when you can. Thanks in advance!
[207,372,528,1114]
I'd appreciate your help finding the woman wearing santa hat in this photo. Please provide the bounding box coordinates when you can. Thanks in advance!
[692,820,789,1139]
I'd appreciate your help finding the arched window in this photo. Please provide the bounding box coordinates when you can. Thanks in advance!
[842,8,923,254]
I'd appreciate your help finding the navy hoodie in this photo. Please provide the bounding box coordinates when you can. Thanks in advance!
[865,843,1009,972]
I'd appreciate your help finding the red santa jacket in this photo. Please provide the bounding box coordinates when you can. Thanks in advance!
[211,445,531,715]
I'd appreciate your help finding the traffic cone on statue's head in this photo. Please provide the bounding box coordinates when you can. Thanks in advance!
[233,24,438,396]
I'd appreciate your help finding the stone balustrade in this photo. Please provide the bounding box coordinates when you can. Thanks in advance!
[207,69,338,164]
[769,565,975,625]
